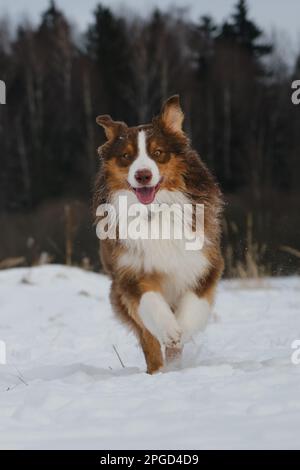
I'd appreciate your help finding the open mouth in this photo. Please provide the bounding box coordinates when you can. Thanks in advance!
[132,180,162,204]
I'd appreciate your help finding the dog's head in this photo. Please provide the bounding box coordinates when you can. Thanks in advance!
[96,95,189,204]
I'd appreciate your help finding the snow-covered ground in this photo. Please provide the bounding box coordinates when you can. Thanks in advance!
[0,265,299,450]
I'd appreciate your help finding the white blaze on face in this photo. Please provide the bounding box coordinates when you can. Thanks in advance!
[127,130,160,188]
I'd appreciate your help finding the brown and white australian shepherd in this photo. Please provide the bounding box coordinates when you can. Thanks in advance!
[94,95,224,374]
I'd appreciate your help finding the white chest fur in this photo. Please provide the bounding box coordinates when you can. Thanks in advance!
[113,189,210,306]
[119,238,209,306]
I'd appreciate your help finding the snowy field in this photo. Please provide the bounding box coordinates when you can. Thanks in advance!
[0,265,299,450]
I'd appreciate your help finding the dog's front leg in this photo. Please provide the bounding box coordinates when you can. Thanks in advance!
[174,266,222,344]
[175,291,211,344]
[138,291,182,349]
[116,275,182,373]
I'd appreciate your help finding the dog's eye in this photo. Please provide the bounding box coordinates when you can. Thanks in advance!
[153,149,162,158]
[122,153,130,161]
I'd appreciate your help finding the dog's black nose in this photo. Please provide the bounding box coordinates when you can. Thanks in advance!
[135,169,152,185]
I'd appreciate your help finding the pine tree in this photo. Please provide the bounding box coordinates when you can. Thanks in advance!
[194,15,217,77]
[34,0,75,201]
[85,5,136,122]
[220,0,272,57]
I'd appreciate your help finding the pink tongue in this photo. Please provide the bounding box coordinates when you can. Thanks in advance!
[135,186,156,204]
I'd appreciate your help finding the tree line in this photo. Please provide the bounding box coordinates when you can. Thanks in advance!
[0,0,299,274]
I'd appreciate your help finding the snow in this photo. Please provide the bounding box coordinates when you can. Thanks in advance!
[0,265,299,450]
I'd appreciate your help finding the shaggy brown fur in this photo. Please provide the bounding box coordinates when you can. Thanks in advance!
[93,95,224,374]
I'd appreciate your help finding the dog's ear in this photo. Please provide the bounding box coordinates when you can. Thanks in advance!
[96,115,127,140]
[158,95,184,133]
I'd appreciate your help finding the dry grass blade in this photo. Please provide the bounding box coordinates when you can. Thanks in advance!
[112,344,125,368]
[280,246,300,259]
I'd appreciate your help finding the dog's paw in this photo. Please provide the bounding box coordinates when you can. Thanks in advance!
[139,292,182,347]
[160,315,182,348]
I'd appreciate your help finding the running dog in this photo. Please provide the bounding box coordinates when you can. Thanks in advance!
[94,95,223,373]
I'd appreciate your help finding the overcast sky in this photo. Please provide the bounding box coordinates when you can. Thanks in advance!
[0,0,299,46]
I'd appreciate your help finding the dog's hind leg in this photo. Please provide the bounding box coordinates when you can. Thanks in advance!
[139,328,164,374]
